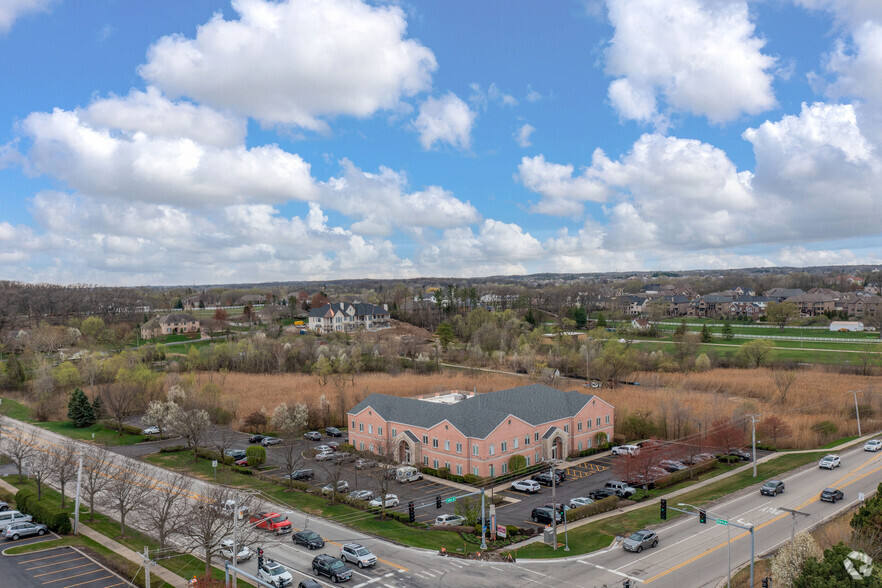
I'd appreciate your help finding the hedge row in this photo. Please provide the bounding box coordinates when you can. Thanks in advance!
[14,489,72,534]
[569,443,614,460]
[653,458,717,489]
[566,495,620,523]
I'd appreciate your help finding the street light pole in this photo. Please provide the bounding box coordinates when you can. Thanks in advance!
[480,488,487,550]
[550,465,557,550]
[853,391,862,436]
[749,415,758,478]
[678,503,755,588]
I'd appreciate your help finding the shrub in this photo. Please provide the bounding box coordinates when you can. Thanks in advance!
[195,448,233,465]
[160,444,188,453]
[653,460,717,489]
[508,455,526,472]
[718,455,739,464]
[246,445,266,467]
[14,489,71,534]
[100,420,142,435]
[463,474,480,485]
[566,496,619,522]
[338,443,356,453]
[231,466,253,476]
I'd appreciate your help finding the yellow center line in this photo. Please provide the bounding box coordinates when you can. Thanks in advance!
[643,457,882,584]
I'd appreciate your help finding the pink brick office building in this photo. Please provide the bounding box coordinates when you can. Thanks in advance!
[347,384,614,478]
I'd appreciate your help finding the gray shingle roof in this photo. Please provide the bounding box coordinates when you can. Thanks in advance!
[348,384,603,439]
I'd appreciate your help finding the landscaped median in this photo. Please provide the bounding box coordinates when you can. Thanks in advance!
[508,451,828,559]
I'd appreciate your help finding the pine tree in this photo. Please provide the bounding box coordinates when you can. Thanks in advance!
[722,320,734,341]
[596,313,607,328]
[674,320,687,338]
[4,353,25,389]
[68,388,96,427]
[701,324,712,342]
[91,395,104,420]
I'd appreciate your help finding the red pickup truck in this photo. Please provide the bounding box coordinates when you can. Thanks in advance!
[250,511,292,534]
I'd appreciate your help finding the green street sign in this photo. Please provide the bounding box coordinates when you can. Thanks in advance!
[445,497,457,504]
[716,519,728,526]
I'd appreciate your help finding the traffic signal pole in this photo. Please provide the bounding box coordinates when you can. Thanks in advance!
[673,502,755,588]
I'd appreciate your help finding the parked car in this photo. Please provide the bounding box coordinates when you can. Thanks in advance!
[434,514,466,526]
[760,480,785,496]
[820,487,844,503]
[225,449,247,461]
[315,445,334,453]
[588,488,617,500]
[864,439,882,452]
[234,457,248,466]
[304,431,322,441]
[292,530,325,550]
[312,554,352,583]
[511,480,541,494]
[543,502,572,513]
[315,451,335,461]
[142,426,160,435]
[819,454,841,469]
[326,441,340,450]
[623,530,658,553]
[687,453,715,464]
[0,502,8,512]
[334,452,355,463]
[531,507,563,525]
[249,434,266,444]
[349,490,374,501]
[322,481,350,494]
[289,468,315,481]
[554,468,568,481]
[262,437,282,446]
[604,481,637,498]
[325,427,343,437]
[250,512,292,534]
[369,494,400,508]
[611,445,640,456]
[628,467,668,486]
[659,460,687,472]
[220,539,252,562]
[728,448,752,461]
[298,581,321,588]
[531,472,562,486]
[3,521,47,540]
[257,558,293,588]
[0,511,32,531]
[569,497,594,509]
[354,458,377,470]
[340,543,377,568]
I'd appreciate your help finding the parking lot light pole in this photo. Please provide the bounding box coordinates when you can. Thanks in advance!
[852,391,862,436]
[550,465,557,550]
[480,488,487,550]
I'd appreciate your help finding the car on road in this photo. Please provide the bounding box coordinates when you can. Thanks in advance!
[262,436,282,446]
[623,530,658,553]
[315,451,335,461]
[225,449,247,461]
[258,558,293,587]
[659,460,687,472]
[511,479,541,494]
[820,487,844,503]
[588,488,617,500]
[250,512,292,534]
[340,543,377,568]
[3,521,47,540]
[322,481,350,494]
[434,514,466,526]
[304,431,322,441]
[354,458,377,470]
[604,481,637,498]
[531,472,562,486]
[569,497,594,509]
[289,468,315,481]
[220,539,252,562]
[248,434,266,443]
[293,530,325,550]
[325,427,343,437]
[531,507,563,525]
[760,480,785,496]
[819,454,841,469]
[142,426,160,435]
[369,494,400,508]
[864,439,882,452]
[611,444,640,456]
[350,490,374,501]
[312,554,353,583]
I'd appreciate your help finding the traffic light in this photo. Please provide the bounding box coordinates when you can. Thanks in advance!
[761,578,769,588]
[699,509,707,524]
[660,498,667,520]
[623,579,631,588]
[436,495,442,509]
[257,548,264,567]
[408,501,415,523]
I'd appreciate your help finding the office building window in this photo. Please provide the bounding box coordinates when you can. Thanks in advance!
[489,444,495,456]
[368,424,373,434]
[432,438,439,448]
[433,459,439,469]
[445,440,450,451]
[473,467,479,476]
[501,441,507,452]
[456,443,462,453]
[359,423,364,432]
[525,435,530,446]
[473,445,479,456]
[587,419,592,429]
[424,456,429,465]
[456,465,463,475]
[423,435,428,444]
[526,456,531,466]
[352,420,356,429]
[378,427,382,436]
[578,441,583,451]
[606,415,611,424]
[564,425,569,433]
[596,417,601,426]
[502,463,508,474]
[391,428,396,437]
[359,441,364,450]
[513,438,519,449]
[577,422,583,431]
[534,432,540,442]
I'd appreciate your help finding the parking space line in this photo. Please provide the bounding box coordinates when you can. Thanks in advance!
[35,563,96,577]
[27,557,86,570]
[41,568,105,583]
[64,575,115,588]
[18,552,74,565]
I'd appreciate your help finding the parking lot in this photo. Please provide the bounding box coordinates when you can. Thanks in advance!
[0,542,133,588]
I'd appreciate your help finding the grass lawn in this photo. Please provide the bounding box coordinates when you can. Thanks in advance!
[821,436,860,449]
[0,397,146,446]
[512,451,827,559]
[144,450,479,554]
[628,340,867,365]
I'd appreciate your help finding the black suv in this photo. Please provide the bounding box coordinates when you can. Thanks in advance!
[293,530,325,550]
[820,488,844,503]
[554,468,567,481]
[588,488,617,500]
[325,427,343,437]
[531,507,563,525]
[249,434,266,444]
[312,554,352,583]
[289,468,315,481]
[531,472,563,486]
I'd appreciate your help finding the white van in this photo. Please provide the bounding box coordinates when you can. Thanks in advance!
[0,510,33,531]
[395,466,423,483]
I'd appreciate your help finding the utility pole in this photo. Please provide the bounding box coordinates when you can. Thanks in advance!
[749,415,759,478]
[852,391,862,436]
[780,507,810,542]
[480,488,487,550]
[678,503,755,588]
[232,493,238,586]
[73,455,83,535]
[550,464,557,550]
[143,546,151,588]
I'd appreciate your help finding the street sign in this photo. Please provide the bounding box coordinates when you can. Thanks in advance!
[716,519,728,526]
[497,524,507,538]
[445,497,457,504]
[212,460,218,468]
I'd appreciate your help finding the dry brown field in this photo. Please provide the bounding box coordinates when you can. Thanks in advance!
[212,366,880,449]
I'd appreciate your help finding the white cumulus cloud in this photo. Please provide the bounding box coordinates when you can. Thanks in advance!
[0,0,56,34]
[412,93,476,151]
[514,123,535,148]
[516,154,610,216]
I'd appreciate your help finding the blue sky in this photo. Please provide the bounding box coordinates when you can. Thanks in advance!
[1,0,881,286]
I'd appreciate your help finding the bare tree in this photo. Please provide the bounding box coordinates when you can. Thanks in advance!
[141,472,193,549]
[211,426,241,464]
[169,408,211,461]
[178,485,241,575]
[99,383,139,435]
[82,446,114,522]
[320,459,349,505]
[372,438,397,516]
[54,440,80,507]
[772,370,798,404]
[104,459,152,537]
[30,446,56,500]
[1,423,37,482]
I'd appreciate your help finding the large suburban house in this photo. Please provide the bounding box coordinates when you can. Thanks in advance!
[347,384,615,479]
[308,302,390,333]
[140,313,200,340]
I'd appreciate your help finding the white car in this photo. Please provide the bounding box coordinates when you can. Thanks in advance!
[369,494,400,508]
[262,437,282,446]
[220,539,252,562]
[864,440,882,452]
[141,426,160,435]
[340,543,377,569]
[315,451,335,461]
[434,514,466,526]
[315,445,334,453]
[510,479,541,494]
[819,454,841,469]
[569,497,594,509]
[349,490,374,501]
[611,445,640,456]
[257,559,293,588]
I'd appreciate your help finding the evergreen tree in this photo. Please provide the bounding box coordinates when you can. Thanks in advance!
[68,388,96,427]
[4,353,25,389]
[524,309,537,328]
[91,395,105,420]
[722,320,734,341]
[569,306,588,329]
[596,313,607,328]
[435,322,455,351]
[674,320,688,338]
[700,324,713,343]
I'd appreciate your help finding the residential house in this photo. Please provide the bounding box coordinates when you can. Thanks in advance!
[763,288,805,302]
[140,313,200,339]
[784,293,835,317]
[845,293,882,322]
[347,385,615,478]
[727,295,773,318]
[308,302,390,333]
[631,318,651,331]
[236,294,267,306]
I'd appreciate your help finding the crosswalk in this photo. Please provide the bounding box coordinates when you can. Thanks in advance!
[352,558,472,587]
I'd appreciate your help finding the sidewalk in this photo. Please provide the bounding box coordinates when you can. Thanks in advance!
[0,477,189,588]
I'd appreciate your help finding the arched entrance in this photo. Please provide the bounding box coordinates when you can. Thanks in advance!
[551,437,563,460]
[398,440,412,464]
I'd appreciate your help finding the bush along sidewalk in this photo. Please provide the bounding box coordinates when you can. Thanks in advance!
[14,488,73,534]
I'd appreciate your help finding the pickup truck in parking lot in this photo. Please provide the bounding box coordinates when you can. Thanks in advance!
[604,480,636,497]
